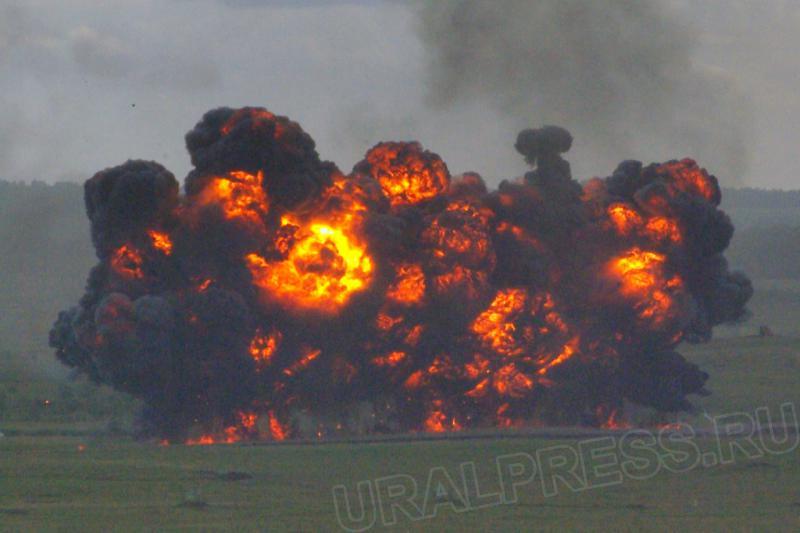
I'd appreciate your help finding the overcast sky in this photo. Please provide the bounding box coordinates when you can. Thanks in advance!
[1,0,798,189]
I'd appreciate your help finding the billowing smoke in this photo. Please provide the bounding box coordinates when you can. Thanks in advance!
[51,106,751,442]
[415,0,753,185]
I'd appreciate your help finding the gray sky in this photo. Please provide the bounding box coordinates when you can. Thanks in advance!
[1,0,797,189]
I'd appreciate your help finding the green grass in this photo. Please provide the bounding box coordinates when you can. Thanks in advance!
[0,351,138,431]
[1,298,799,531]
[0,433,796,531]
[0,334,797,530]
[681,336,800,421]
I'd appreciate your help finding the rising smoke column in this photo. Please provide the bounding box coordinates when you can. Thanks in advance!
[415,0,754,186]
[50,106,751,442]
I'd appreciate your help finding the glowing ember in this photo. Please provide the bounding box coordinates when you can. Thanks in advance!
[375,311,404,332]
[268,410,288,441]
[148,230,173,255]
[372,351,408,368]
[492,364,535,397]
[249,329,282,367]
[110,245,144,279]
[282,347,322,378]
[596,406,631,430]
[424,400,462,433]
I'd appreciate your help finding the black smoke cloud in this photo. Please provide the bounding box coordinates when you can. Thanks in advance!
[84,161,179,257]
[50,106,751,441]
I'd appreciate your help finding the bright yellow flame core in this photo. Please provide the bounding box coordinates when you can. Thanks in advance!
[246,216,373,313]
[609,248,683,325]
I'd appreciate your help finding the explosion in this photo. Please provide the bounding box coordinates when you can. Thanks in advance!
[50,107,752,443]
[246,214,373,314]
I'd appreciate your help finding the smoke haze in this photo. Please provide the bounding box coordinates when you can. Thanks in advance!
[0,1,797,186]
[416,0,754,185]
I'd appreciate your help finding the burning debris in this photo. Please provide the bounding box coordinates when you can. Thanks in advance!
[50,107,751,443]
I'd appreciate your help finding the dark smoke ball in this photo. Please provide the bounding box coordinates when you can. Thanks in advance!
[134,295,175,332]
[269,165,339,212]
[606,160,645,198]
[131,296,176,389]
[84,160,179,257]
[49,307,93,372]
[697,263,754,326]
[621,351,709,412]
[681,201,735,256]
[449,172,488,200]
[184,107,333,209]
[95,293,134,337]
[176,288,258,432]
[186,288,253,356]
[515,126,573,166]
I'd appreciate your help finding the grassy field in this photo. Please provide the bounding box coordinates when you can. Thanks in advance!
[716,279,800,338]
[0,432,797,531]
[1,279,798,531]
[681,336,800,421]
[0,334,797,531]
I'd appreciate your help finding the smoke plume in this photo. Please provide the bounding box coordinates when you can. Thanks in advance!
[415,0,753,185]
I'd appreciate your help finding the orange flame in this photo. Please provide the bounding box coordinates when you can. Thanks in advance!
[609,248,683,326]
[194,170,268,223]
[386,264,426,306]
[186,435,216,446]
[657,159,718,203]
[362,142,450,207]
[423,400,462,433]
[471,289,528,356]
[111,245,144,279]
[372,351,408,368]
[282,347,322,378]
[268,410,288,441]
[537,336,580,376]
[246,215,373,314]
[607,204,682,244]
[608,204,643,236]
[148,230,173,255]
